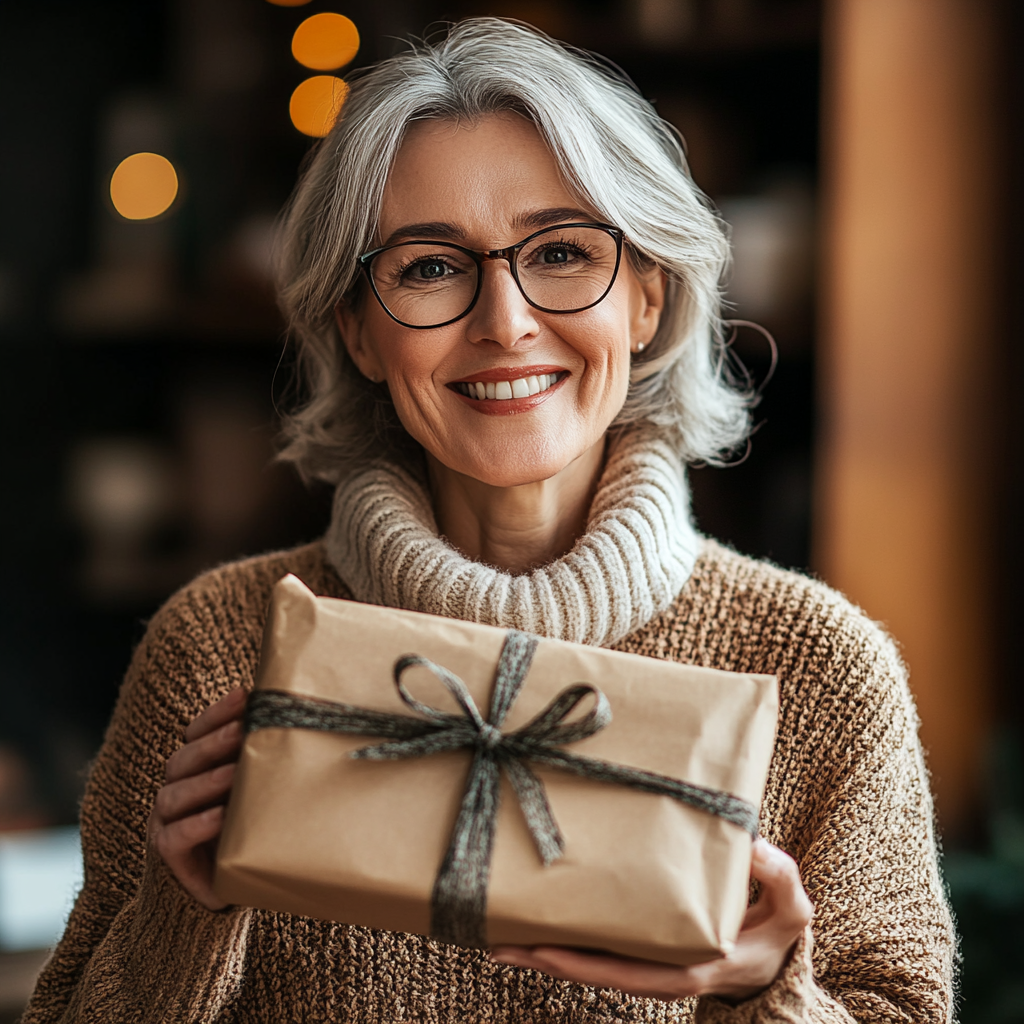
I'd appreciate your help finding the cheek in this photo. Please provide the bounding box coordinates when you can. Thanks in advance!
[367,319,438,397]
[571,308,633,397]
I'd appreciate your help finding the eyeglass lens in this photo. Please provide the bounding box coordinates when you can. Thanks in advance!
[368,225,619,328]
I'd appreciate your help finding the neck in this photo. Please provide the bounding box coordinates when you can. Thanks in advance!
[425,440,606,574]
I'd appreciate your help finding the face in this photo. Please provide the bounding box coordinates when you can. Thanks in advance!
[338,113,665,488]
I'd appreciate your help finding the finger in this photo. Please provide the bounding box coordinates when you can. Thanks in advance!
[154,762,235,825]
[155,806,229,911]
[184,687,247,744]
[156,804,225,857]
[743,841,813,934]
[165,718,244,783]
[490,946,702,1001]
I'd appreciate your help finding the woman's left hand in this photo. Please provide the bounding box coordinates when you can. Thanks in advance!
[490,839,812,1002]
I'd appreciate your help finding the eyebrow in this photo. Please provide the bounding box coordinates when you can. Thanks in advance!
[380,207,598,248]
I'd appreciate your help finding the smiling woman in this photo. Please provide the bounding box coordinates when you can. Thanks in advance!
[22,17,954,1024]
[332,114,666,569]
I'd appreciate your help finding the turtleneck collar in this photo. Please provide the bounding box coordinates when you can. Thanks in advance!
[323,428,701,648]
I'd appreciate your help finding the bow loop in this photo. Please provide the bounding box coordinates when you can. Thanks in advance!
[514,683,611,747]
[393,653,487,730]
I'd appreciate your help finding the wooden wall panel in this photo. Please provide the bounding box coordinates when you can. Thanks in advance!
[816,0,998,836]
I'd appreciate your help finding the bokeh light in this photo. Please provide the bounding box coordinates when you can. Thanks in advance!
[109,153,179,220]
[291,13,360,71]
[265,0,313,6]
[289,76,349,137]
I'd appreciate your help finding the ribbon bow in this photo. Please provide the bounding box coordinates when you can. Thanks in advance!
[246,630,757,949]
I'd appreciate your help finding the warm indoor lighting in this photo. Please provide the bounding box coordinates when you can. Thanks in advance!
[289,75,349,137]
[109,153,179,221]
[291,13,360,71]
[265,0,313,6]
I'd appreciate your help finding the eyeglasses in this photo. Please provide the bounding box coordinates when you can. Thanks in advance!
[357,222,624,330]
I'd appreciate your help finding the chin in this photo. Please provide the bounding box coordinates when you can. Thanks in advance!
[461,458,568,489]
[449,439,579,489]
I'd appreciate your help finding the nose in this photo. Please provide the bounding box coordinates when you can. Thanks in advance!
[462,257,540,349]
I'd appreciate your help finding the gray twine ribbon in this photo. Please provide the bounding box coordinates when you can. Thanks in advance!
[245,629,758,950]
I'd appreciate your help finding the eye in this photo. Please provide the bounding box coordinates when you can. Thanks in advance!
[524,237,595,269]
[416,260,448,279]
[542,247,571,265]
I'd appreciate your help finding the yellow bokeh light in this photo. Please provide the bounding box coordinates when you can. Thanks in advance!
[289,76,349,137]
[109,153,179,221]
[291,13,360,71]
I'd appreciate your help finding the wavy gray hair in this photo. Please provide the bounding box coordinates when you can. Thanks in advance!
[276,17,750,484]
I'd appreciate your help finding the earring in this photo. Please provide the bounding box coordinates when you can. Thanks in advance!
[634,342,645,353]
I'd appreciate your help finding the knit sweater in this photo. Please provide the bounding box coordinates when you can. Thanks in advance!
[22,540,954,1023]
[326,428,702,647]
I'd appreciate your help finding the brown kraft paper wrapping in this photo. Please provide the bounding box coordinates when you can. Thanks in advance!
[214,574,778,966]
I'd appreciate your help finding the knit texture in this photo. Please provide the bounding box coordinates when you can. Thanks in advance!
[23,541,954,1024]
[324,428,702,647]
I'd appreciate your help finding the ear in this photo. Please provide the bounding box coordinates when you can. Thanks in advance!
[629,266,667,353]
[335,300,386,383]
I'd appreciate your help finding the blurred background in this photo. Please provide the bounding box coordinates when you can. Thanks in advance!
[0,0,1021,1018]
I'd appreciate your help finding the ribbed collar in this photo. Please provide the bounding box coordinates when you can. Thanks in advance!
[323,429,701,647]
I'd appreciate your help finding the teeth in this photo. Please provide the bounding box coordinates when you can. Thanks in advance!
[456,373,561,401]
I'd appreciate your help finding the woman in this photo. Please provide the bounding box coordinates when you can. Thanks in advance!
[24,18,953,1024]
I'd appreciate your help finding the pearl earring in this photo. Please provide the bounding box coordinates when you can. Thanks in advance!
[635,342,645,353]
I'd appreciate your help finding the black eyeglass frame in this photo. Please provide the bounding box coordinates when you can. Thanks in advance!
[357,221,625,330]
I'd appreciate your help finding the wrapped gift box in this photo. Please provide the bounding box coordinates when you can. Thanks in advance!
[214,574,777,966]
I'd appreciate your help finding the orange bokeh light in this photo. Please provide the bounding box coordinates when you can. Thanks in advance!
[291,13,360,71]
[109,153,179,220]
[289,76,349,138]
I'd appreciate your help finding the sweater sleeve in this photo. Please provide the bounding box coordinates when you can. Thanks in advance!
[20,577,263,1024]
[696,616,955,1023]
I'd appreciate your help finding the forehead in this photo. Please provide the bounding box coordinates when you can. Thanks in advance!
[379,113,592,244]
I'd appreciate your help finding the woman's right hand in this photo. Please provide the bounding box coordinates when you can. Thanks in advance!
[149,687,246,910]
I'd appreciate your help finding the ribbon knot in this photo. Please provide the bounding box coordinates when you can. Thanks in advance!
[476,723,503,750]
[245,629,758,951]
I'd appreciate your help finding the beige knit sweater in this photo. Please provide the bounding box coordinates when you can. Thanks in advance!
[22,540,954,1023]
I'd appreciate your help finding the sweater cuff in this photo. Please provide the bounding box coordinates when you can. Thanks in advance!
[695,926,826,1024]
[128,849,251,1003]
[55,848,252,1023]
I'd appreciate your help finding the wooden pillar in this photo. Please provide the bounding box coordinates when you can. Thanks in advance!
[816,0,998,836]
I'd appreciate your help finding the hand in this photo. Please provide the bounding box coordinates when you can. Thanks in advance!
[490,839,812,1002]
[148,687,247,911]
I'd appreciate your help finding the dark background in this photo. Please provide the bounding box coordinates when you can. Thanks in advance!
[0,0,1020,1019]
[0,0,821,824]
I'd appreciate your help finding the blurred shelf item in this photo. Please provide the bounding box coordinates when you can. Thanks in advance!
[0,948,50,1021]
[719,177,815,350]
[475,0,820,55]
[0,748,49,834]
[0,827,82,953]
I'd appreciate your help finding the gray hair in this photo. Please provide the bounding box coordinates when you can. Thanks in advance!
[276,17,751,484]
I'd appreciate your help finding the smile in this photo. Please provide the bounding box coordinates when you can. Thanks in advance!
[452,373,563,401]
